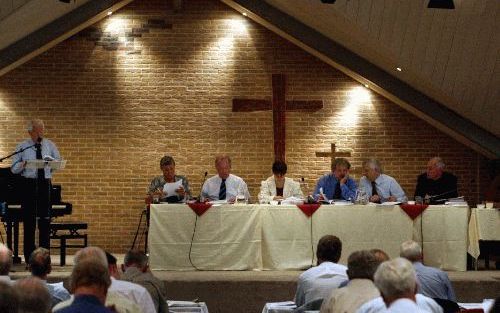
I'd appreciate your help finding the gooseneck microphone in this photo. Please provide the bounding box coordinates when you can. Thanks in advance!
[197,171,208,202]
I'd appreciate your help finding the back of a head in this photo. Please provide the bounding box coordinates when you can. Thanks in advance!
[70,259,111,293]
[399,240,422,262]
[124,250,148,268]
[13,277,51,313]
[0,244,13,275]
[347,250,381,280]
[29,247,51,278]
[0,281,18,313]
[370,249,390,263]
[74,246,108,267]
[105,251,117,266]
[374,258,417,299]
[316,235,342,263]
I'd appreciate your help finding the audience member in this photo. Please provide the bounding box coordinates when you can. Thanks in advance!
[320,250,381,313]
[373,258,424,312]
[359,159,407,203]
[56,259,114,313]
[106,251,156,313]
[400,240,456,301]
[121,250,168,313]
[0,244,13,285]
[53,247,143,313]
[14,277,52,313]
[201,155,251,202]
[0,281,18,313]
[414,157,458,204]
[258,160,303,203]
[356,293,443,313]
[294,235,347,307]
[147,155,191,203]
[13,277,52,313]
[370,249,390,263]
[29,247,71,306]
[314,158,357,201]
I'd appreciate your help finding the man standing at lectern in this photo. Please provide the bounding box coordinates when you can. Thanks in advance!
[11,119,61,263]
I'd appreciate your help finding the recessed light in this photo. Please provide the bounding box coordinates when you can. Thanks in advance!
[242,12,247,16]
[396,67,402,72]
[364,84,369,88]
[107,11,112,16]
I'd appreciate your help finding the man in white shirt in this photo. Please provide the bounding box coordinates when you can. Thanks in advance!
[201,155,251,202]
[295,235,348,307]
[373,258,432,313]
[359,159,407,203]
[0,244,13,285]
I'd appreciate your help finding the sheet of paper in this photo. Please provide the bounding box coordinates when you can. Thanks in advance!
[163,180,183,197]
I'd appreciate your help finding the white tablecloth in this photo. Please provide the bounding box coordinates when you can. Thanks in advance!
[149,204,468,271]
[468,208,500,259]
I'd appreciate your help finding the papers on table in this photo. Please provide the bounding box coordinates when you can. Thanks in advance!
[458,299,494,312]
[163,180,183,197]
[378,201,401,206]
[168,300,209,313]
[330,200,353,205]
[445,197,468,206]
[280,197,304,205]
[262,301,296,313]
[208,200,227,207]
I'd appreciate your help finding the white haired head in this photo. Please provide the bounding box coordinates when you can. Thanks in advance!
[374,257,417,301]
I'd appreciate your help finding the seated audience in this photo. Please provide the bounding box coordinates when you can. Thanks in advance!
[56,259,114,313]
[13,277,52,313]
[414,157,458,204]
[370,249,390,263]
[0,281,18,313]
[320,250,381,313]
[400,240,456,301]
[294,235,347,307]
[121,250,168,313]
[53,247,144,313]
[0,244,13,285]
[314,158,357,201]
[29,247,71,307]
[359,159,407,203]
[148,155,191,203]
[201,155,251,202]
[258,160,303,204]
[356,293,442,313]
[374,258,430,312]
[106,251,156,313]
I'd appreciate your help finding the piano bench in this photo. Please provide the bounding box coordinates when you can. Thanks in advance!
[50,221,88,266]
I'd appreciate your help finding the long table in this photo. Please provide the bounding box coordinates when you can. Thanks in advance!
[149,204,468,271]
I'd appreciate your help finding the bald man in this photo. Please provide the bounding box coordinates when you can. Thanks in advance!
[414,157,458,204]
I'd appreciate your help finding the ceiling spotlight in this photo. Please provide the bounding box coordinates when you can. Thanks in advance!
[107,11,113,16]
[242,12,247,16]
[320,0,337,3]
[396,67,402,72]
[427,0,455,9]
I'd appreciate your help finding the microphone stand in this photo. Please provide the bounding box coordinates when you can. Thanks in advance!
[0,143,37,163]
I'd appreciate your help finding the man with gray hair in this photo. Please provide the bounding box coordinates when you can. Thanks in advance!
[29,247,70,306]
[414,157,458,204]
[13,277,52,313]
[0,244,13,285]
[121,250,168,313]
[359,159,407,203]
[320,250,381,313]
[201,155,251,202]
[11,119,61,261]
[373,258,424,312]
[400,240,455,301]
[0,281,18,313]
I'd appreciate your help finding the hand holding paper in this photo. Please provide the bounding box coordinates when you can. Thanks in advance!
[163,180,183,198]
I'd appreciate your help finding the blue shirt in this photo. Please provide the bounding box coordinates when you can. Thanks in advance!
[46,281,71,307]
[11,138,61,179]
[413,262,456,301]
[57,294,114,313]
[314,173,357,201]
[359,174,407,203]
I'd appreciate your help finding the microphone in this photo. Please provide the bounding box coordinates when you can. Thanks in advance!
[197,171,208,202]
[37,137,42,143]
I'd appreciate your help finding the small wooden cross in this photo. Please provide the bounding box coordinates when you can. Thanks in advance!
[315,143,360,175]
[233,74,323,161]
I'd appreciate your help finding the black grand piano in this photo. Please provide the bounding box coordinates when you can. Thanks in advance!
[0,167,72,263]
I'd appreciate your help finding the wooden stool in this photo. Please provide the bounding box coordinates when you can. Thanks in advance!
[50,221,88,266]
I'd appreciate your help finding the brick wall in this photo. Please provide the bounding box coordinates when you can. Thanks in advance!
[0,0,489,253]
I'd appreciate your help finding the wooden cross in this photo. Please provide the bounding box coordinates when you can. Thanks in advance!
[232,74,323,161]
[315,143,361,175]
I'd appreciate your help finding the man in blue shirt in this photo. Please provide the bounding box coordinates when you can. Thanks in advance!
[400,240,456,301]
[314,158,357,201]
[11,119,61,262]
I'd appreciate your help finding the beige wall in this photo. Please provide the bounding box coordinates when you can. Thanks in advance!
[0,0,487,252]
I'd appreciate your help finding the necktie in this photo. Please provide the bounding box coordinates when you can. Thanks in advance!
[219,179,226,200]
[35,143,44,180]
[371,181,380,203]
[334,181,342,199]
